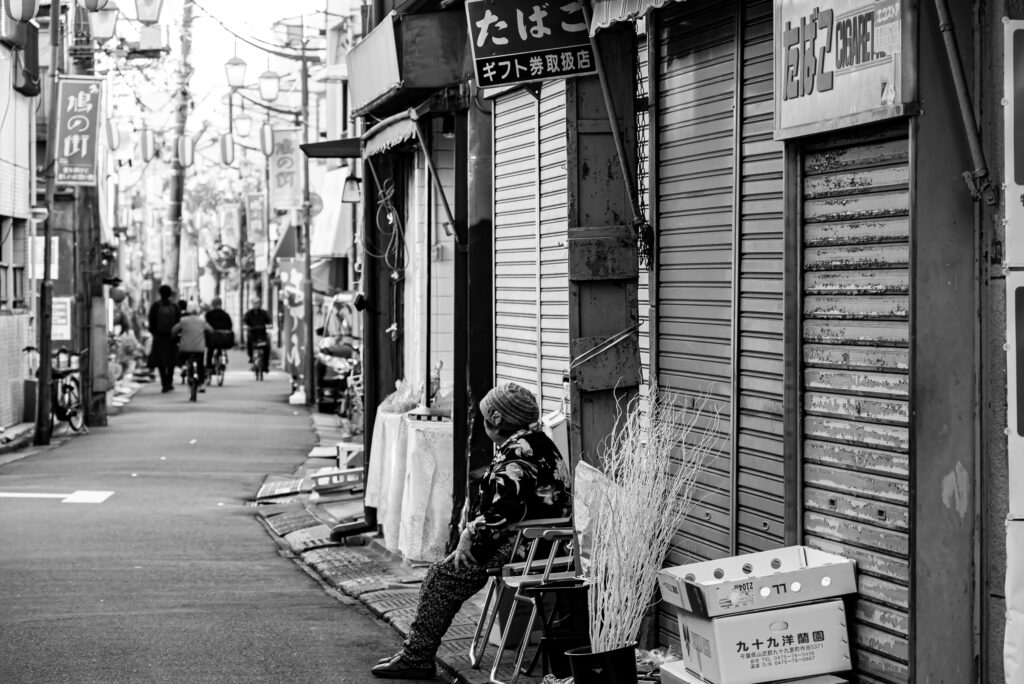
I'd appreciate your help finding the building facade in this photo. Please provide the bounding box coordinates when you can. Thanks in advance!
[342,0,1022,680]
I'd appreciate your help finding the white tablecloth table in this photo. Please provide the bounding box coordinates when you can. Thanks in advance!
[365,411,453,562]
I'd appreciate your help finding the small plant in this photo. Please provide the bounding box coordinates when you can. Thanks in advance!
[582,385,718,653]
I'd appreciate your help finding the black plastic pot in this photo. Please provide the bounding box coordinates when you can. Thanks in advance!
[565,641,638,684]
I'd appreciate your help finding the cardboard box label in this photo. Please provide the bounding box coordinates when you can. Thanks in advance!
[677,599,850,684]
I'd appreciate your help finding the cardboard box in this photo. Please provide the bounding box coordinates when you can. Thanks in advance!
[677,599,851,684]
[660,546,856,617]
[660,659,847,684]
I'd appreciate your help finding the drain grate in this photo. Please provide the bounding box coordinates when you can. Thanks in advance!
[263,509,321,536]
[283,524,336,552]
[255,476,309,500]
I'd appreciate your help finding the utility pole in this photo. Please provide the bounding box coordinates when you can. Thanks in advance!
[300,26,315,405]
[165,0,195,291]
[35,0,62,446]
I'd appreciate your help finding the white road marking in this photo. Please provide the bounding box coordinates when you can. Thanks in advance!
[0,490,114,504]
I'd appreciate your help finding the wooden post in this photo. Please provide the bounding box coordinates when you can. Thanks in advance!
[566,24,642,465]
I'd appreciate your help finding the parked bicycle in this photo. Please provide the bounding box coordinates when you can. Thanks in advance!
[22,346,88,434]
[208,347,227,387]
[251,339,268,382]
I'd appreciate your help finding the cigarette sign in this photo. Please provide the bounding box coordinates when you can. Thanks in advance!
[465,0,597,88]
[774,0,914,139]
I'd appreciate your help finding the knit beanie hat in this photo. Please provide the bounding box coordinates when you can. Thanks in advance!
[480,383,540,432]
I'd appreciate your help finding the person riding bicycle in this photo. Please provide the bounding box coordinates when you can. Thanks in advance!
[171,302,213,391]
[243,297,272,373]
[204,297,234,374]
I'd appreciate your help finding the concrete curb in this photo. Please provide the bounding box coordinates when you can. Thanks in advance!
[0,423,36,457]
[253,408,546,683]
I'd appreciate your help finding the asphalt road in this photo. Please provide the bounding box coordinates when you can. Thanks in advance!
[0,368,419,684]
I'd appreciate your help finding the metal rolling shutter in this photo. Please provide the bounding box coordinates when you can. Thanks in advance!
[538,82,570,414]
[494,86,570,413]
[656,0,736,567]
[494,91,540,390]
[735,0,786,553]
[801,131,910,683]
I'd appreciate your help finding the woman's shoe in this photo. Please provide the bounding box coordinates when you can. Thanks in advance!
[370,656,436,679]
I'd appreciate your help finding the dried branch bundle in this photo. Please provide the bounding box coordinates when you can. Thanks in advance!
[583,386,718,652]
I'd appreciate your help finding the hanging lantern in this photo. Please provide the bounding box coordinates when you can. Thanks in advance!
[224,55,247,89]
[133,0,162,24]
[234,108,253,138]
[220,133,235,166]
[82,0,111,11]
[257,68,280,103]
[140,127,155,162]
[4,0,40,23]
[88,1,119,43]
[259,122,274,157]
[105,119,120,151]
[178,136,194,168]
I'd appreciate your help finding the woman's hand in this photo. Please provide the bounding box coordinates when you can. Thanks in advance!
[444,529,477,571]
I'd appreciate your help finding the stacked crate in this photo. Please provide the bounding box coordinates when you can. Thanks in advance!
[656,546,856,684]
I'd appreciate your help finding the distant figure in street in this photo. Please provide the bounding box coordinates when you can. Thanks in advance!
[147,285,181,393]
[172,301,213,390]
[204,297,234,373]
[243,296,272,372]
[370,383,571,680]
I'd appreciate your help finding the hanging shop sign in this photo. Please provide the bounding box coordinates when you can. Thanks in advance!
[55,76,103,185]
[464,0,596,88]
[246,193,267,244]
[270,127,304,211]
[219,202,241,251]
[773,0,916,139]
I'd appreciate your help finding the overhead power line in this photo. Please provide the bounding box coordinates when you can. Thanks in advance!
[190,0,325,61]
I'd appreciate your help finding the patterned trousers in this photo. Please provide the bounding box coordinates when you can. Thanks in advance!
[400,544,512,666]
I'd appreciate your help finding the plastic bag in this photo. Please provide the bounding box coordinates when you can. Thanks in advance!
[379,378,420,414]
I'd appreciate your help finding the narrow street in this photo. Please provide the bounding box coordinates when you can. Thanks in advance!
[0,369,412,684]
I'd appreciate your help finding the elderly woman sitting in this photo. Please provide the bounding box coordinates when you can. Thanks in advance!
[371,382,571,680]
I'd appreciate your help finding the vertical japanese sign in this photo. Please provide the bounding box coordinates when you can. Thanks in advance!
[52,296,73,341]
[278,258,306,377]
[219,203,241,251]
[246,193,267,244]
[55,77,103,185]
[464,0,596,88]
[774,0,914,139]
[269,128,304,211]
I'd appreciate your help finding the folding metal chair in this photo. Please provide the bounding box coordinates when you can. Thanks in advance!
[467,516,581,684]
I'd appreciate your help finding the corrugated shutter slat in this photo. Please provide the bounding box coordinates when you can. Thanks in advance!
[802,132,911,683]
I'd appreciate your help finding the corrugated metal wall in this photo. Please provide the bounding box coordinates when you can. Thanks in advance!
[735,1,786,553]
[800,131,911,683]
[656,0,737,568]
[538,82,570,414]
[493,86,570,414]
[654,0,787,642]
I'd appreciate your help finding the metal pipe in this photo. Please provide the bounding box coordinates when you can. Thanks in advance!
[933,0,997,205]
[36,0,62,445]
[410,110,459,243]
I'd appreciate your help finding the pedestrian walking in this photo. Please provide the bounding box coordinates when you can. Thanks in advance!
[172,302,213,390]
[147,285,181,393]
[371,383,571,680]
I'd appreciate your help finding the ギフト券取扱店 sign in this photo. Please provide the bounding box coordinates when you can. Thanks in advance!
[465,0,596,88]
[55,77,103,186]
[774,0,916,139]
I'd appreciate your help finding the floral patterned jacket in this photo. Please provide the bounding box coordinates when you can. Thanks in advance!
[466,426,571,563]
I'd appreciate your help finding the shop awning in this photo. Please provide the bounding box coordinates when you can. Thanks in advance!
[301,137,361,159]
[589,0,684,34]
[362,111,418,158]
